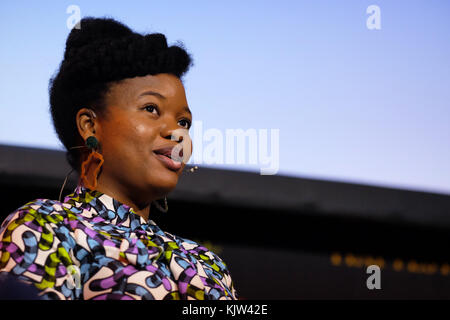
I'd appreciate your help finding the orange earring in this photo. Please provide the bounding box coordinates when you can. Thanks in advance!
[80,136,104,190]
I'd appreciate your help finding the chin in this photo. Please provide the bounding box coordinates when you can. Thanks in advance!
[150,171,179,196]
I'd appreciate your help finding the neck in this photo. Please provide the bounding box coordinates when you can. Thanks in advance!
[82,176,153,222]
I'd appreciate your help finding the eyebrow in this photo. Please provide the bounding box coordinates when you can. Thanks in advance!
[139,90,167,100]
[183,106,192,116]
[139,90,192,116]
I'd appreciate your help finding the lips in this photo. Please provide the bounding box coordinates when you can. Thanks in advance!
[153,145,183,171]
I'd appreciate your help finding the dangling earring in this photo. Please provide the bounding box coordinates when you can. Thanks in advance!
[80,136,104,190]
[153,197,168,213]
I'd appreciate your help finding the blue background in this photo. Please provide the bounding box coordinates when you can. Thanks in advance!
[0,0,449,194]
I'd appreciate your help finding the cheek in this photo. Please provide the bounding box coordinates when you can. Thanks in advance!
[101,119,159,164]
[133,122,160,151]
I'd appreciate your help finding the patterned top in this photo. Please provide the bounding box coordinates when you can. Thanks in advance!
[0,183,238,300]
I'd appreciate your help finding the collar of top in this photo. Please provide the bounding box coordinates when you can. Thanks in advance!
[63,183,153,230]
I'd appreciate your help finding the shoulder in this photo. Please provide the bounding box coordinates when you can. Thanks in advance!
[0,198,70,236]
[0,198,79,299]
[172,234,239,299]
[172,234,229,269]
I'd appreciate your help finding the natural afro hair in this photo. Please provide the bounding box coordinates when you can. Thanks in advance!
[49,17,193,174]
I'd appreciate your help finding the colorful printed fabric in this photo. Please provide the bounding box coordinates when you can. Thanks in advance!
[0,183,238,300]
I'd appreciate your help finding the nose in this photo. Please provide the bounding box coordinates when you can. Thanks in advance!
[160,121,183,143]
[164,133,183,142]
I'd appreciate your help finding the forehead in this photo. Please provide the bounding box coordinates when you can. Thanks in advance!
[105,73,186,103]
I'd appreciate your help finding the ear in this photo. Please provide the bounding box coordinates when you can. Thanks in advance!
[75,108,100,141]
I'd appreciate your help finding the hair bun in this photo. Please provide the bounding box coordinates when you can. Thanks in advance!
[65,17,133,54]
[50,16,193,174]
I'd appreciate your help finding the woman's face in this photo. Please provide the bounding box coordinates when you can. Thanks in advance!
[79,73,192,204]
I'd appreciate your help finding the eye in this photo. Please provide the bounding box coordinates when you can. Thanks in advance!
[178,119,191,129]
[144,104,159,115]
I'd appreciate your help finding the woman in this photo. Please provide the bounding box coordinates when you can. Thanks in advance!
[0,17,238,300]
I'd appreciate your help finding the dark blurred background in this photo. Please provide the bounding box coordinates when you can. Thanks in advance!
[1,144,450,299]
